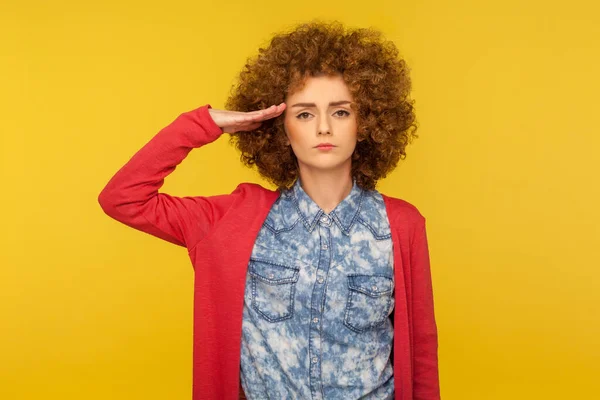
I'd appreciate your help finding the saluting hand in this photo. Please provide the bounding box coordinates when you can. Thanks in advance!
[208,103,286,133]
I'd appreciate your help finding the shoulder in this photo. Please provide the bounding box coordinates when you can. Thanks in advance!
[379,192,426,226]
[208,182,279,215]
[231,182,280,201]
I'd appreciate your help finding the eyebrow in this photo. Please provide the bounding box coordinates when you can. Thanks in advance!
[290,101,352,108]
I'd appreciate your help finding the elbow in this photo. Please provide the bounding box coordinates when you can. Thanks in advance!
[98,188,117,216]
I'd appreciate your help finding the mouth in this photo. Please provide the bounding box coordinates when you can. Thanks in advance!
[315,143,336,149]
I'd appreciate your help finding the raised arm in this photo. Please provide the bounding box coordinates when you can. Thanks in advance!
[97,103,286,249]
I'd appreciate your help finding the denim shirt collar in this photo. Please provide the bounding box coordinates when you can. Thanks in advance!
[287,178,364,235]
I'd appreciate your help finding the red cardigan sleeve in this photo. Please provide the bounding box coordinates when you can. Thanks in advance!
[98,104,233,249]
[411,218,441,399]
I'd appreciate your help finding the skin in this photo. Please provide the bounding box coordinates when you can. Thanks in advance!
[209,74,358,213]
[283,75,358,213]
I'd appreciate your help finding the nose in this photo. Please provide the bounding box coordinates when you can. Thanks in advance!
[318,115,331,135]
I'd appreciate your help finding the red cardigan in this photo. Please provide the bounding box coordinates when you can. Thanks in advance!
[98,105,440,399]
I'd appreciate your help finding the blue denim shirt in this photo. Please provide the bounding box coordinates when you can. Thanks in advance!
[240,179,395,399]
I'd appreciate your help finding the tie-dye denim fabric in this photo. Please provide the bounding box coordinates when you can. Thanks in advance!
[240,179,395,400]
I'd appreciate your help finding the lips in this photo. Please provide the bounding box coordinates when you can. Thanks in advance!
[315,143,335,148]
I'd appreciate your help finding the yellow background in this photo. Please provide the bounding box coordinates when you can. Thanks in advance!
[1,0,599,398]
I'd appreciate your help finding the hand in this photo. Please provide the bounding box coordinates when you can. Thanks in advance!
[208,103,286,133]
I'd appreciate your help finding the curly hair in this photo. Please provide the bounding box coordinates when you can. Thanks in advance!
[225,20,418,191]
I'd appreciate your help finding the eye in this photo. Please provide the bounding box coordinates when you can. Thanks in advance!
[296,112,312,119]
[334,110,350,117]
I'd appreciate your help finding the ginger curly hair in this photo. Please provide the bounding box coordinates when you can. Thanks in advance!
[225,20,418,191]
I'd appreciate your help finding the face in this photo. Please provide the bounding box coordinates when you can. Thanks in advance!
[283,74,358,176]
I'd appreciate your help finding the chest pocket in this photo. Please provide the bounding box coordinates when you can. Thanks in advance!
[344,274,395,333]
[249,258,300,322]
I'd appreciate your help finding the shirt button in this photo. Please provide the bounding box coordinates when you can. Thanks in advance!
[372,285,378,291]
[321,243,328,250]
[320,216,330,225]
[268,273,275,279]
[312,357,318,364]
[317,277,324,284]
[312,317,319,323]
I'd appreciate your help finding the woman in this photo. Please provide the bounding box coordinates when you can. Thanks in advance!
[98,21,440,400]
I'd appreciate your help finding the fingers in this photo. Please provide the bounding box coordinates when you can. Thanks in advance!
[246,103,286,121]
[237,103,285,132]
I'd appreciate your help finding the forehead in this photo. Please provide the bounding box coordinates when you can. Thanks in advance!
[286,75,353,102]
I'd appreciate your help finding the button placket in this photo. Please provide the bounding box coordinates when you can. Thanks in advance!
[308,222,330,398]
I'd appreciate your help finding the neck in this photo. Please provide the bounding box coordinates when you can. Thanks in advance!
[297,165,354,214]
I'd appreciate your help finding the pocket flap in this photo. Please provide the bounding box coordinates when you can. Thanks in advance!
[249,259,300,284]
[348,274,394,297]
